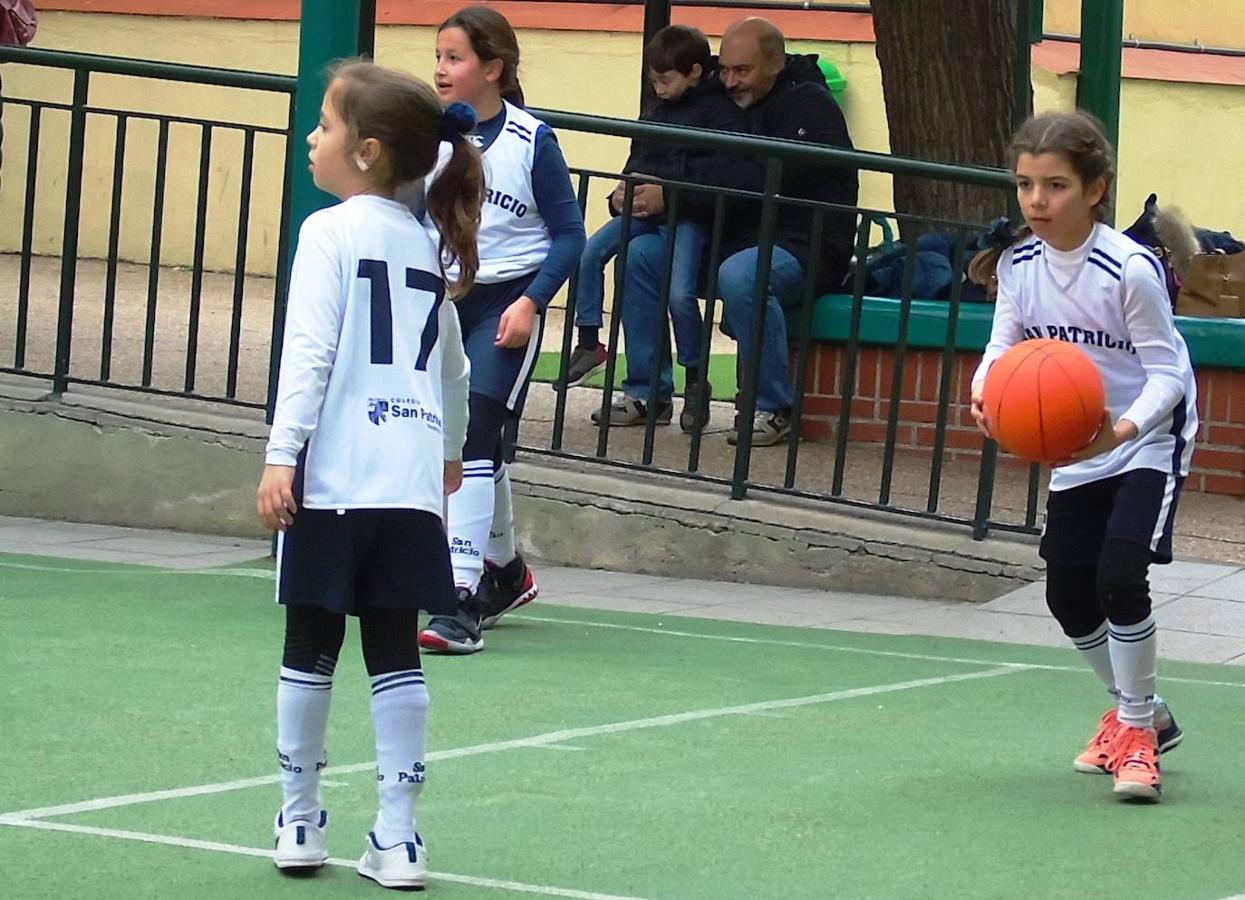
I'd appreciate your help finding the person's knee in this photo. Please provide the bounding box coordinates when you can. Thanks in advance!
[462,393,507,465]
[1044,564,1104,638]
[282,606,347,673]
[718,252,756,305]
[1097,539,1153,626]
[359,608,423,676]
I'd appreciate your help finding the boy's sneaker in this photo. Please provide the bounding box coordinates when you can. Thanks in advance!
[480,553,539,630]
[679,379,712,433]
[556,343,608,390]
[590,396,673,427]
[357,831,427,890]
[273,810,328,870]
[727,409,792,447]
[418,588,483,654]
[1109,726,1162,801]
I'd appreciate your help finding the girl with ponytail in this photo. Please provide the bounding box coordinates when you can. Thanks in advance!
[419,7,586,655]
[259,61,483,889]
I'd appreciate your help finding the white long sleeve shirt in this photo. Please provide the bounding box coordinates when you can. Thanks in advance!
[972,223,1197,491]
[266,195,470,514]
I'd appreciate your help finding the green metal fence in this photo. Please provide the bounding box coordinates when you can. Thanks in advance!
[528,109,1038,539]
[0,48,1041,539]
[0,46,297,408]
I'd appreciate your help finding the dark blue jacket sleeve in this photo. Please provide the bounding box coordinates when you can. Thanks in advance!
[525,127,587,309]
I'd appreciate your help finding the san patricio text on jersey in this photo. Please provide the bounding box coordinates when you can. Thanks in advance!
[485,187,528,218]
[1022,324,1137,355]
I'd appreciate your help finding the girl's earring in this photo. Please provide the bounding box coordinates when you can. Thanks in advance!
[354,153,370,172]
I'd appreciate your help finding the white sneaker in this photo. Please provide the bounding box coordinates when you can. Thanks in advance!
[357,831,428,890]
[273,810,328,869]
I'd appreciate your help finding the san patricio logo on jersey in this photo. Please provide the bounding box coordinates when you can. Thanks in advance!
[368,398,389,426]
[365,397,443,430]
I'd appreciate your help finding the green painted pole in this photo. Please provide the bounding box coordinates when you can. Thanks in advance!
[287,0,365,249]
[1077,0,1122,153]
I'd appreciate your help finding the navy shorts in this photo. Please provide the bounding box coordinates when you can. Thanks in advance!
[455,272,544,413]
[1040,468,1184,567]
[277,507,458,617]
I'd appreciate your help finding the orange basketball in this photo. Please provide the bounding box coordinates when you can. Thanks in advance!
[981,339,1105,464]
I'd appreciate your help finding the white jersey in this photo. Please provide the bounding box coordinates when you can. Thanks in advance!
[266,194,470,514]
[427,101,552,283]
[973,223,1197,491]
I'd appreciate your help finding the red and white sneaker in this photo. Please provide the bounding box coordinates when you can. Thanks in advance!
[480,553,539,630]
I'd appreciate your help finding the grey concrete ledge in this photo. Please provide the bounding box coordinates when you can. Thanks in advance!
[1,379,1041,599]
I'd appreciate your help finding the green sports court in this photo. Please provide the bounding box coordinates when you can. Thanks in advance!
[4,538,1245,900]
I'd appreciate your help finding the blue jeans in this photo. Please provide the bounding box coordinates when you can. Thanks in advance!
[604,221,706,402]
[718,245,805,413]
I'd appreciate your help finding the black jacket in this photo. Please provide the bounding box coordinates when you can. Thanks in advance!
[614,78,759,224]
[727,54,859,291]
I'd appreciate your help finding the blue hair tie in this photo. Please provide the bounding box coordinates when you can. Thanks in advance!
[440,102,476,140]
[976,217,1016,251]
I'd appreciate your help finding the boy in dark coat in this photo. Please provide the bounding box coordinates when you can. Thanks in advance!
[565,25,749,421]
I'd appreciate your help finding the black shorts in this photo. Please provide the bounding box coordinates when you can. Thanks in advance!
[277,507,457,616]
[1039,468,1184,567]
[455,272,544,414]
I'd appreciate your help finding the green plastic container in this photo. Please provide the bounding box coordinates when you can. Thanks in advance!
[817,58,847,106]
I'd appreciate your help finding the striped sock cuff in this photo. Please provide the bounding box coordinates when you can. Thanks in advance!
[370,669,426,697]
[279,666,334,691]
[1108,615,1157,644]
[1072,621,1109,651]
[463,460,495,481]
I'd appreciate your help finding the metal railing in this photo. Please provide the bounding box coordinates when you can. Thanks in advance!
[0,46,297,409]
[0,48,1039,538]
[525,109,1039,539]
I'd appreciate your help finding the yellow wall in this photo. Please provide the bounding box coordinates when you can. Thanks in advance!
[1044,0,1245,46]
[2,10,1243,275]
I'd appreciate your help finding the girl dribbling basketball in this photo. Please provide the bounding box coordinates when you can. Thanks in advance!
[970,111,1198,803]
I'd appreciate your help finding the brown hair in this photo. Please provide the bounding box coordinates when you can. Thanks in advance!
[968,110,1116,290]
[644,25,711,77]
[329,61,484,295]
[439,6,525,107]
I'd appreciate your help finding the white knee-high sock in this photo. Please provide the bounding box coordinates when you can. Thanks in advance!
[486,463,517,567]
[1108,615,1157,728]
[447,459,494,591]
[277,665,334,823]
[1070,621,1117,695]
[370,670,430,848]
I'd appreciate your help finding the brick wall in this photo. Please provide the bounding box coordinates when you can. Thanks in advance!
[797,344,1245,496]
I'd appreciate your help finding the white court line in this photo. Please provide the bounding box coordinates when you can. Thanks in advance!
[9,558,1245,689]
[0,560,272,578]
[0,818,645,900]
[1,666,1024,821]
[517,614,1245,690]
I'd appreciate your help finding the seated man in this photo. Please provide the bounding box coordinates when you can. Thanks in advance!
[603,16,858,446]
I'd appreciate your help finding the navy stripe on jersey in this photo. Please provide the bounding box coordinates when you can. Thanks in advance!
[505,124,533,143]
[1168,396,1188,474]
[1090,247,1122,271]
[507,121,533,137]
[1013,248,1043,264]
[1014,239,1040,255]
[1087,257,1122,281]
[1138,253,1164,281]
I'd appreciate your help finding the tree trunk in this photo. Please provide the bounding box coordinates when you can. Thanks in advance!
[871,0,1018,237]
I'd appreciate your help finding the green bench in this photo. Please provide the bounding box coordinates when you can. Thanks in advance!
[794,294,1245,369]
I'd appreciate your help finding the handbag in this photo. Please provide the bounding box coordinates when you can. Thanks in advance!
[1175,251,1245,318]
[0,0,37,47]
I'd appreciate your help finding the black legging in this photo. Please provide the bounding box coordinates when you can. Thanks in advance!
[1045,538,1155,637]
[282,606,422,676]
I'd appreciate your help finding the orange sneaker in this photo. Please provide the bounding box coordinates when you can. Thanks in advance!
[1110,726,1162,801]
[1073,708,1125,774]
